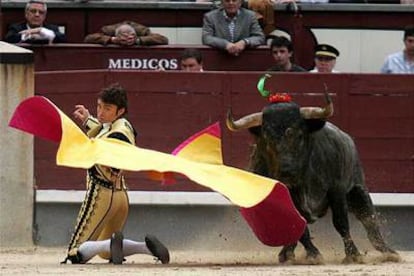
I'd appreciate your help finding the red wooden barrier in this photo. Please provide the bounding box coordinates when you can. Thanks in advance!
[33,70,414,193]
[21,44,273,72]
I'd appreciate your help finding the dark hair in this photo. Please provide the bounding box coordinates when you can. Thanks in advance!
[404,25,414,40]
[180,48,203,64]
[270,36,293,52]
[98,83,128,114]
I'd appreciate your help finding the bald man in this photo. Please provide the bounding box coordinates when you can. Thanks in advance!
[84,21,168,46]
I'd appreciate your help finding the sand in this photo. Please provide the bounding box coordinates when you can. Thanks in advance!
[1,247,413,276]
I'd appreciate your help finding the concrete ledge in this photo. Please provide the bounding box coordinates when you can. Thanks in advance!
[0,42,33,64]
[36,190,414,207]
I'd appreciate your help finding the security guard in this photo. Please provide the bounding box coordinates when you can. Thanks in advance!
[310,43,340,73]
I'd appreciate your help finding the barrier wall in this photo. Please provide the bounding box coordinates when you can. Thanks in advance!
[0,42,34,246]
[20,44,273,71]
[34,70,414,193]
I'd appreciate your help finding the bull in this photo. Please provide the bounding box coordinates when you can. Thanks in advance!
[226,79,400,264]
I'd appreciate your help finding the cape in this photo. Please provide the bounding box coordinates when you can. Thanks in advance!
[9,96,306,246]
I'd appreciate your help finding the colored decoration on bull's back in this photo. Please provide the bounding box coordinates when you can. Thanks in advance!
[257,73,272,97]
[257,74,292,103]
[268,93,291,103]
[9,96,306,246]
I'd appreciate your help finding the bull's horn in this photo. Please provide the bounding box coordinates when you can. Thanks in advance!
[226,109,263,131]
[300,89,334,119]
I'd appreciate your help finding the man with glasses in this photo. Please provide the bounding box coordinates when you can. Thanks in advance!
[202,0,265,56]
[5,0,66,44]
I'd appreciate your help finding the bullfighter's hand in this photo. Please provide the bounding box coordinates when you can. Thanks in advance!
[73,105,90,125]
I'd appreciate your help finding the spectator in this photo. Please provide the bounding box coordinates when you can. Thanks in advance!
[84,21,168,46]
[267,36,306,72]
[202,0,265,56]
[381,25,414,74]
[309,44,340,73]
[4,0,66,44]
[201,0,276,35]
[180,48,204,72]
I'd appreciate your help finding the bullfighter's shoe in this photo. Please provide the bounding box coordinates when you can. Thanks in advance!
[145,235,170,264]
[110,231,124,265]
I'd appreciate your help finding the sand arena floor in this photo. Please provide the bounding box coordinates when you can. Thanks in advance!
[1,247,413,276]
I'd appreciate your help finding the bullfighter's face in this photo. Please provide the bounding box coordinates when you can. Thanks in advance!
[96,99,125,124]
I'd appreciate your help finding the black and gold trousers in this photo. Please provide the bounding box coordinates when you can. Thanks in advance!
[63,172,129,263]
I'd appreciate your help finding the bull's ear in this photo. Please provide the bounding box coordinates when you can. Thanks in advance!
[305,119,326,132]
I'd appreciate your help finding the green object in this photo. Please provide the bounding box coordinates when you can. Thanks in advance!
[257,74,271,97]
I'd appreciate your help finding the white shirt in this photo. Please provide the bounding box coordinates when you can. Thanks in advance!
[309,68,340,73]
[21,25,56,42]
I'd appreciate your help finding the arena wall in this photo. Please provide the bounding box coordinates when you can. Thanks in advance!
[29,70,414,252]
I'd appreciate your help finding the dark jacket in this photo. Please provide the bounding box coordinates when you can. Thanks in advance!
[5,22,67,44]
[267,64,307,72]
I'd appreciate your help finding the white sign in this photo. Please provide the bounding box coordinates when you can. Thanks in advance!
[108,58,178,70]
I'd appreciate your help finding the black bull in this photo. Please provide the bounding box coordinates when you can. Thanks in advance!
[226,94,400,264]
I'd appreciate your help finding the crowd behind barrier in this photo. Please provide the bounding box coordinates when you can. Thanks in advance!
[2,1,413,72]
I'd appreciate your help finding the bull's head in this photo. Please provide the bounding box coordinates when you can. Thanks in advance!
[226,77,334,183]
[226,75,334,131]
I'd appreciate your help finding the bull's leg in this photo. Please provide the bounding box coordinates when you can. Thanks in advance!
[279,227,323,264]
[298,226,323,264]
[347,186,401,262]
[278,243,297,263]
[328,190,363,264]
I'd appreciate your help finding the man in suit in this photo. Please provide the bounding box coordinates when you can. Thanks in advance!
[202,0,265,56]
[5,0,66,44]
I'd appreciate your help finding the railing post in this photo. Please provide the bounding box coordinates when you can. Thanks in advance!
[0,42,34,247]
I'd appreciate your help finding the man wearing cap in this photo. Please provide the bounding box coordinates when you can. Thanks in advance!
[310,44,340,73]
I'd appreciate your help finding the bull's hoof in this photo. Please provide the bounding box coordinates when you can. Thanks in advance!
[278,251,295,263]
[380,252,402,263]
[342,254,365,264]
[305,254,324,265]
[294,254,324,265]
